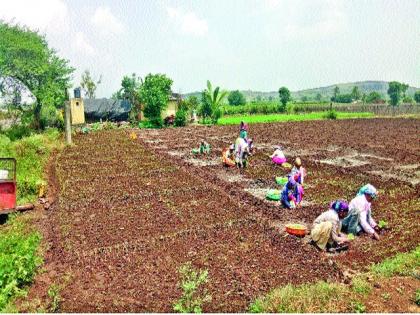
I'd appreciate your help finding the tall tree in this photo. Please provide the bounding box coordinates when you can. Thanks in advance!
[387,81,408,106]
[117,73,142,121]
[0,22,74,129]
[80,70,102,99]
[331,86,340,102]
[315,93,322,102]
[351,86,361,101]
[228,90,246,106]
[138,73,173,127]
[278,86,291,111]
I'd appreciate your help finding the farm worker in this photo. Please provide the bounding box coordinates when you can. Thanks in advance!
[310,200,350,251]
[235,137,249,168]
[199,140,211,154]
[341,184,380,240]
[271,146,287,165]
[222,145,236,167]
[280,177,300,209]
[290,157,306,185]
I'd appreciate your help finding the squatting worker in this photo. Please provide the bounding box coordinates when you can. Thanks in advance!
[342,184,380,240]
[311,200,350,251]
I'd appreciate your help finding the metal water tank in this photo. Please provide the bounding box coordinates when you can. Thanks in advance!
[74,87,81,98]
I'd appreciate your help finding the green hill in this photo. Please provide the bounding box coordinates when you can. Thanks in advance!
[183,81,419,102]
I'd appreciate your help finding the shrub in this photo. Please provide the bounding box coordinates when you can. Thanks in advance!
[211,107,222,124]
[173,262,211,313]
[324,109,337,120]
[0,216,42,310]
[2,125,32,141]
[174,109,187,127]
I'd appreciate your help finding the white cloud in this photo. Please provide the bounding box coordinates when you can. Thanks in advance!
[74,32,95,56]
[167,7,208,37]
[264,0,347,40]
[0,0,69,33]
[91,6,124,35]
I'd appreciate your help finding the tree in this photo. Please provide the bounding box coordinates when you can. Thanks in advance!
[351,86,361,101]
[199,90,213,122]
[387,81,408,106]
[138,73,173,127]
[0,22,74,129]
[80,70,102,99]
[278,87,291,111]
[365,91,383,104]
[201,80,228,124]
[335,94,353,103]
[402,95,414,104]
[414,91,420,104]
[331,86,340,102]
[228,90,246,106]
[117,73,142,121]
[186,95,200,111]
[315,93,322,102]
[301,95,308,102]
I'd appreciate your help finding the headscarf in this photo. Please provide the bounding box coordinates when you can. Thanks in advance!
[240,121,249,132]
[357,184,378,199]
[330,200,349,213]
[240,130,247,139]
[295,157,302,167]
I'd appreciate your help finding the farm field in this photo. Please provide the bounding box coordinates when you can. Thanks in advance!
[24,118,419,312]
[217,111,374,125]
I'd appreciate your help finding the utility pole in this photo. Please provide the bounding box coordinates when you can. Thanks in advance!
[65,90,72,145]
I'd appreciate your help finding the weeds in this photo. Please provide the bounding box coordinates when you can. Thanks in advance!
[351,276,372,295]
[415,289,420,306]
[47,284,61,312]
[173,262,211,313]
[0,215,42,311]
[249,281,348,313]
[371,245,420,277]
[0,129,62,204]
[351,300,366,313]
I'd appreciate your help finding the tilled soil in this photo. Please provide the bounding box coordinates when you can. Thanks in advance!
[29,118,419,312]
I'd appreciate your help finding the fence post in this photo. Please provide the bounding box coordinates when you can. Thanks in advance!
[65,100,72,145]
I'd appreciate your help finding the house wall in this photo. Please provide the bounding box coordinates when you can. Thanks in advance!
[70,98,85,125]
[162,100,178,118]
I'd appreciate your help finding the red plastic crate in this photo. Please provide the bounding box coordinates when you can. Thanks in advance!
[0,158,16,212]
[0,181,16,210]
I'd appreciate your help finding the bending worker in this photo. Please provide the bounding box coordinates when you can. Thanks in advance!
[311,200,350,251]
[342,184,380,240]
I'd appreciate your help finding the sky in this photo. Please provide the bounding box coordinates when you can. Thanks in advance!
[1,0,419,97]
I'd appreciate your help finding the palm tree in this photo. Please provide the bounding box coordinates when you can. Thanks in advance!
[203,80,228,124]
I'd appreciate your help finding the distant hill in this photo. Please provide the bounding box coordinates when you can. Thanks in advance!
[183,81,420,102]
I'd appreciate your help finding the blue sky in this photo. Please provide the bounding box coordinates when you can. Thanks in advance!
[1,0,419,97]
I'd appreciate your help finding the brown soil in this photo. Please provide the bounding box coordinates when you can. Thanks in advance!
[20,118,420,312]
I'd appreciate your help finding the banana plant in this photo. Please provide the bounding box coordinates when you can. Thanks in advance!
[204,80,228,124]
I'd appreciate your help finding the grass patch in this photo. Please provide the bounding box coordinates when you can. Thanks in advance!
[0,215,42,311]
[217,112,374,125]
[351,276,372,295]
[0,128,62,205]
[371,245,420,277]
[249,281,349,313]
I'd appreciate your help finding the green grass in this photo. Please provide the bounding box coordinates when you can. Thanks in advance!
[0,215,42,311]
[249,281,349,313]
[217,112,374,125]
[0,128,62,205]
[249,246,420,313]
[371,245,420,277]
